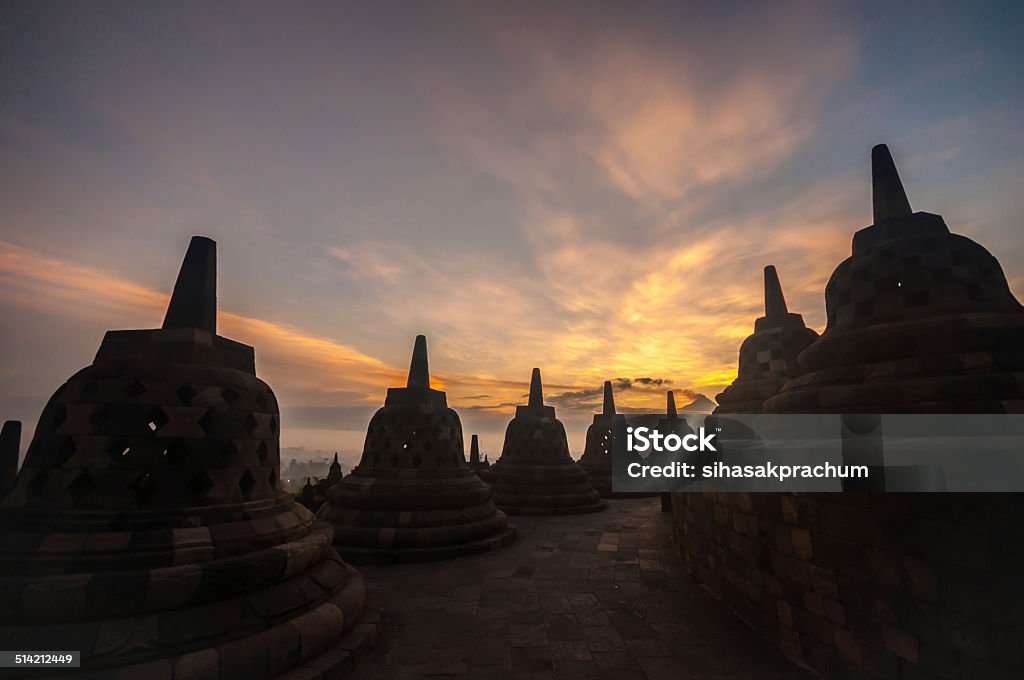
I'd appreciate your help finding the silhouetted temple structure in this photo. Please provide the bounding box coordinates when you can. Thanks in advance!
[0,237,372,678]
[319,335,515,563]
[766,144,1024,413]
[648,391,694,465]
[467,434,490,472]
[672,145,1024,680]
[297,452,344,512]
[714,266,819,413]
[482,369,605,515]
[0,420,19,500]
[576,381,649,498]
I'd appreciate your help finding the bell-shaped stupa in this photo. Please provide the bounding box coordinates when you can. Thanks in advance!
[0,236,372,678]
[319,336,515,563]
[766,144,1024,413]
[467,434,490,472]
[646,391,695,465]
[715,266,819,413]
[484,369,606,515]
[577,381,631,497]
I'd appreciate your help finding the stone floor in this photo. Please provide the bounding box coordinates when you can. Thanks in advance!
[348,498,814,679]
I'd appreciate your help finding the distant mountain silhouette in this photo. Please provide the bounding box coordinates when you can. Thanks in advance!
[680,394,716,412]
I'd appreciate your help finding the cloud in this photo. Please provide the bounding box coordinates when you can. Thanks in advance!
[0,239,404,408]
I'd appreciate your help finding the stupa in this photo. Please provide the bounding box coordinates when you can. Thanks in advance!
[0,237,372,678]
[319,336,515,563]
[714,266,819,413]
[297,452,345,513]
[576,381,650,498]
[766,144,1024,413]
[467,434,490,472]
[0,420,19,500]
[483,369,606,515]
[648,391,694,462]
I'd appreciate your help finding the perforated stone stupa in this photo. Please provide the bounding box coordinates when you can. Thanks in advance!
[647,391,694,465]
[576,381,635,498]
[715,266,819,413]
[319,335,515,563]
[0,236,372,678]
[483,369,605,515]
[766,144,1024,413]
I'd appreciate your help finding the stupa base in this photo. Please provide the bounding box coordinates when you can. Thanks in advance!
[336,526,518,565]
[497,498,608,516]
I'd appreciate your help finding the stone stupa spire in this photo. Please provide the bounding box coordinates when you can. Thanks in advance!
[602,380,616,416]
[407,334,430,389]
[470,434,481,464]
[162,235,217,333]
[871,143,912,224]
[764,265,789,318]
[667,391,677,421]
[529,367,544,408]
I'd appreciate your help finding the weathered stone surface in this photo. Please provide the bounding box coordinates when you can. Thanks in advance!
[715,266,819,414]
[483,369,606,515]
[319,335,515,563]
[0,236,372,678]
[346,499,812,680]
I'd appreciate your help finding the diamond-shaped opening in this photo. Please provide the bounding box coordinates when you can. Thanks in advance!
[255,393,267,410]
[164,440,189,468]
[146,407,169,434]
[221,388,241,404]
[389,453,400,467]
[132,472,158,506]
[243,412,258,432]
[186,472,214,499]
[269,417,278,435]
[238,469,255,501]
[257,441,269,464]
[267,468,277,490]
[200,409,217,436]
[411,453,423,468]
[68,470,96,507]
[176,384,198,405]
[125,381,146,399]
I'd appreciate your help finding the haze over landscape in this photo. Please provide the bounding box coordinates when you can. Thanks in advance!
[2,1,1022,463]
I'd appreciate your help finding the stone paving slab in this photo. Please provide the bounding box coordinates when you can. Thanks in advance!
[348,498,813,679]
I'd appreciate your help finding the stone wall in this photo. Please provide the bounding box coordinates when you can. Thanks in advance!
[670,492,1023,679]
